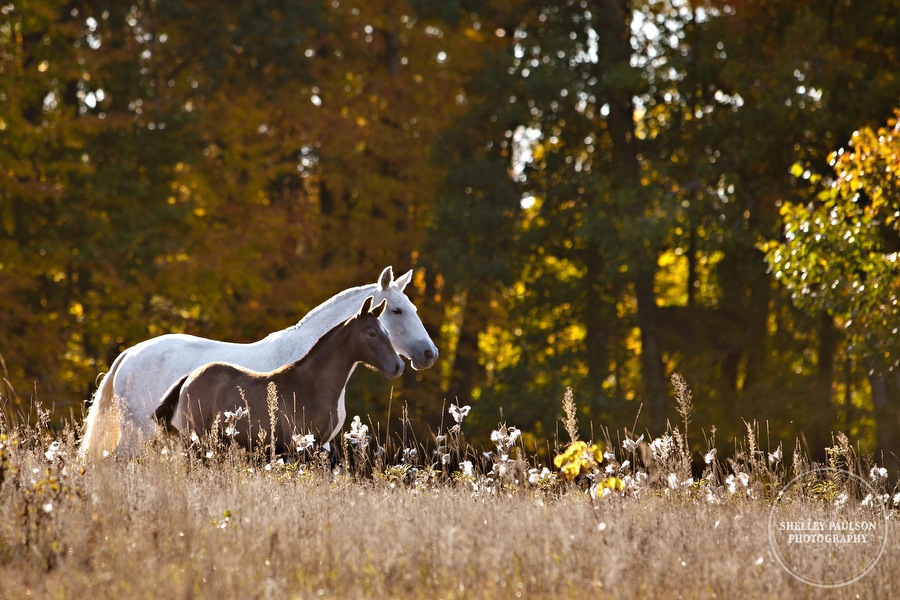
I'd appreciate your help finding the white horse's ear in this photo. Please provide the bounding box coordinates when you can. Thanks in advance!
[359,296,374,316]
[371,299,387,318]
[378,266,394,290]
[394,269,413,292]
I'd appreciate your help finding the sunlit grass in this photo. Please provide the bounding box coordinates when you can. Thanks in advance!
[0,383,898,598]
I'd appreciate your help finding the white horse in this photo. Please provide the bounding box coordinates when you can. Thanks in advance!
[80,266,438,460]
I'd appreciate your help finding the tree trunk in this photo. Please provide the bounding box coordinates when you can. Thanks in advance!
[806,311,837,457]
[446,287,488,408]
[584,253,610,400]
[869,372,898,465]
[592,0,667,431]
[635,267,667,431]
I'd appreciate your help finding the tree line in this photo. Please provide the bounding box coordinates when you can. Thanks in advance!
[2,0,900,463]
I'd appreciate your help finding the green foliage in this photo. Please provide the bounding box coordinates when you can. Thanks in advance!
[3,0,900,461]
[768,110,900,371]
[0,0,483,421]
[431,0,900,455]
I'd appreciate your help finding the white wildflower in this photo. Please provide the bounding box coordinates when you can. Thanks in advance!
[490,425,521,453]
[44,441,61,462]
[292,433,316,453]
[223,407,249,439]
[223,407,248,420]
[870,466,888,480]
[460,460,474,478]
[449,403,471,424]
[725,474,737,494]
[528,467,551,485]
[590,484,612,500]
[768,445,782,465]
[704,448,717,464]
[623,434,644,453]
[725,473,749,495]
[650,435,673,459]
[344,416,369,449]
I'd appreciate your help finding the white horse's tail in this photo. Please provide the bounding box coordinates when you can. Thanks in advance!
[79,351,126,462]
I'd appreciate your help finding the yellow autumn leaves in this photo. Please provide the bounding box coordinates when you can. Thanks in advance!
[553,440,625,496]
[553,440,603,479]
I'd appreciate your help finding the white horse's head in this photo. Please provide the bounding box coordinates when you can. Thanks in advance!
[371,266,439,371]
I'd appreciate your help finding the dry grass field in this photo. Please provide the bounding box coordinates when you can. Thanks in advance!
[0,390,897,599]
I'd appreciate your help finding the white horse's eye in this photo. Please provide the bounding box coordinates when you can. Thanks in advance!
[392,307,403,315]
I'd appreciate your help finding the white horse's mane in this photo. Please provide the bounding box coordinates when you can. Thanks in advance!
[283,283,377,333]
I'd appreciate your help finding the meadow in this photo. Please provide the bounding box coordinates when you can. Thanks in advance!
[0,384,897,599]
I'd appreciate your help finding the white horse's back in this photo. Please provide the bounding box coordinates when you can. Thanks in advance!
[117,334,270,417]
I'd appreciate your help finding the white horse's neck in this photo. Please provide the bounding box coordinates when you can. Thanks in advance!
[262,283,380,363]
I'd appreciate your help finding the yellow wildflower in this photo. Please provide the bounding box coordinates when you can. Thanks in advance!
[553,440,604,480]
[600,476,624,492]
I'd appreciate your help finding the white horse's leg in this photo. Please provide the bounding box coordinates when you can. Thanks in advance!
[115,390,168,458]
[112,391,148,458]
[113,402,136,458]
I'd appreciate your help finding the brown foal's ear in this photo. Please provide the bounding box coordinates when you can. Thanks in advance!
[371,299,387,319]
[358,296,374,317]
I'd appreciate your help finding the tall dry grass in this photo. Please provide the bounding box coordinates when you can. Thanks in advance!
[0,385,897,599]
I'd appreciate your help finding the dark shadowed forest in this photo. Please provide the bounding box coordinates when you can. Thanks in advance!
[2,0,900,465]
